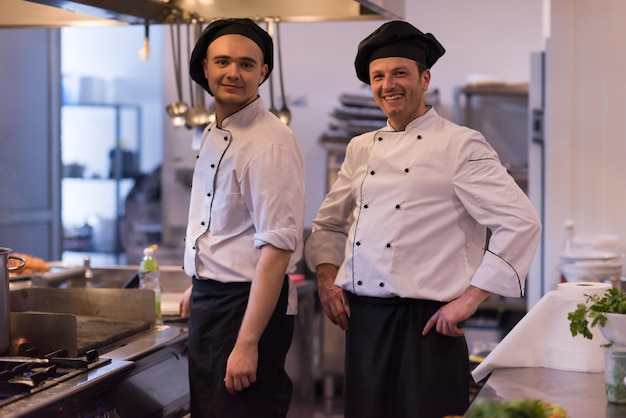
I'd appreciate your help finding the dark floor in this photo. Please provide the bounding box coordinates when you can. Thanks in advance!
[312,377,344,418]
[314,400,343,418]
[311,370,484,418]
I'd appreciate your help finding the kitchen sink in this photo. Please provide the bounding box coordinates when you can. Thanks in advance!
[88,265,191,292]
[86,265,191,316]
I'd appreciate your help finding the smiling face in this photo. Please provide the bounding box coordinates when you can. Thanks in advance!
[203,34,268,122]
[369,56,431,130]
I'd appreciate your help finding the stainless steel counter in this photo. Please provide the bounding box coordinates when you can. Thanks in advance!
[6,269,317,418]
[0,358,135,418]
[467,367,626,418]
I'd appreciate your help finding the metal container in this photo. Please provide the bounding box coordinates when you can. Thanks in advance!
[0,247,25,354]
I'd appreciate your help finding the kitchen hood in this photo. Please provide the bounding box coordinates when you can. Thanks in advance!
[1,0,404,28]
[0,0,127,28]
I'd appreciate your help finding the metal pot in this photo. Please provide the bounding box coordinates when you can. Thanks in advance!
[0,247,25,354]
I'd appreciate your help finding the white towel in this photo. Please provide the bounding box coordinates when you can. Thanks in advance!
[472,282,612,382]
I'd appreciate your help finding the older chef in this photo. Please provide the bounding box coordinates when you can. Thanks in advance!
[304,20,542,418]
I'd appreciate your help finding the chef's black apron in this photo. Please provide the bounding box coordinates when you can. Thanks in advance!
[188,276,294,418]
[344,292,469,418]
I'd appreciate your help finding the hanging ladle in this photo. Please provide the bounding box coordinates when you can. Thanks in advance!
[166,20,188,126]
[266,18,279,117]
[275,17,292,125]
[184,21,213,129]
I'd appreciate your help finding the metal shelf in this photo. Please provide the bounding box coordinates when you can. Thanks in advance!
[61,103,142,261]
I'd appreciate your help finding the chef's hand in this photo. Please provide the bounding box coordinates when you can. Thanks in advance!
[422,286,491,337]
[224,341,257,395]
[179,285,192,318]
[316,263,350,330]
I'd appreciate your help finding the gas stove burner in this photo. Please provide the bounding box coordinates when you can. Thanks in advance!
[0,363,58,396]
[0,348,109,406]
[0,348,100,369]
[44,348,100,369]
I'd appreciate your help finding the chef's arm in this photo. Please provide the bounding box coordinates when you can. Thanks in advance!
[422,285,491,337]
[179,285,192,318]
[316,263,350,330]
[224,244,291,394]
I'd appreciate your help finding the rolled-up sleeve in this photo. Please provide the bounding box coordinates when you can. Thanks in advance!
[244,143,305,253]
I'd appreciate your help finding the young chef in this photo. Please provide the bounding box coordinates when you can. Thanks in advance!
[180,18,305,418]
[305,20,542,418]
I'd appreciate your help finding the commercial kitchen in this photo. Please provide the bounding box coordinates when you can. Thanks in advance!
[1,0,626,417]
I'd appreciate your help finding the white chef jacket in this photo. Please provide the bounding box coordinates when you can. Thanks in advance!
[184,97,305,311]
[305,107,541,301]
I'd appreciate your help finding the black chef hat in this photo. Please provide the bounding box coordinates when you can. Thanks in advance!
[190,18,273,95]
[354,20,446,85]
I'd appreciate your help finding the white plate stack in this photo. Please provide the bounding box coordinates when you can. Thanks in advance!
[558,234,623,283]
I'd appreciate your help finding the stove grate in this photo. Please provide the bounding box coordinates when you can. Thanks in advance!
[0,348,109,406]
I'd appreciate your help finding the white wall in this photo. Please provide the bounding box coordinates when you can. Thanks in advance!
[542,0,626,293]
[161,0,545,240]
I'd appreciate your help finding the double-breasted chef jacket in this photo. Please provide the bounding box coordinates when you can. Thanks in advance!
[305,107,541,302]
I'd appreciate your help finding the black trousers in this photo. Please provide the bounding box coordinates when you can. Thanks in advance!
[344,292,470,418]
[188,277,294,418]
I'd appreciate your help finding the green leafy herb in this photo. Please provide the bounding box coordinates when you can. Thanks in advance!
[567,288,626,339]
[467,398,568,417]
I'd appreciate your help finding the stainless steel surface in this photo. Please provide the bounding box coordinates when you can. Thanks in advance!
[9,288,156,357]
[452,84,529,191]
[467,367,626,418]
[12,0,404,26]
[3,265,315,417]
[184,104,212,128]
[88,265,191,292]
[105,324,188,361]
[6,257,26,273]
[29,267,86,287]
[0,0,126,28]
[1,248,25,355]
[1,248,10,354]
[0,356,52,363]
[183,23,212,129]
[0,325,189,418]
[275,18,292,125]
[83,323,190,418]
[23,265,191,316]
[166,22,189,127]
[173,0,405,21]
[0,25,63,263]
[96,333,190,418]
[10,287,155,323]
[0,265,191,417]
[9,311,78,356]
[266,19,280,117]
[0,358,135,418]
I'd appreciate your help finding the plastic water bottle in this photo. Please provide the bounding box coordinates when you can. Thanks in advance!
[139,244,161,323]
